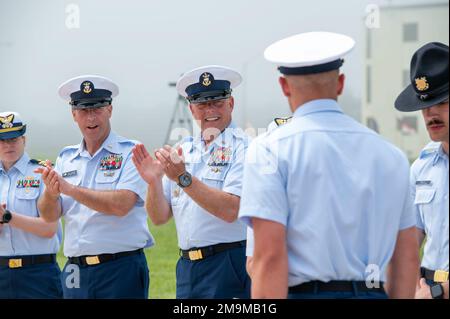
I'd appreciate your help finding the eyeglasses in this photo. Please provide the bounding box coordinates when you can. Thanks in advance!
[75,107,108,115]
[192,100,227,110]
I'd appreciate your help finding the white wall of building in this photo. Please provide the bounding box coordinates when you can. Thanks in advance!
[363,2,449,160]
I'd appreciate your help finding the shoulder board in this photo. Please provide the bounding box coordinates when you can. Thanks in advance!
[30,159,52,167]
[274,116,293,127]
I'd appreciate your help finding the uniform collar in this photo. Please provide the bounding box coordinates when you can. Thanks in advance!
[70,131,122,160]
[433,143,448,166]
[190,122,238,153]
[419,142,448,166]
[293,99,343,118]
[0,153,30,175]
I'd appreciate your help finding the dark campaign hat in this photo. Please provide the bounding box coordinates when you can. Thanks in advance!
[395,42,449,112]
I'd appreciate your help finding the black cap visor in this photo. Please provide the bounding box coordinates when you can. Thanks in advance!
[395,84,449,112]
[0,125,26,140]
[188,90,232,104]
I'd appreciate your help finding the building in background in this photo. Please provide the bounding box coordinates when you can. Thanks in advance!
[363,1,449,161]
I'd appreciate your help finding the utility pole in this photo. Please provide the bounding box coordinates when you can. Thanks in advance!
[165,82,193,145]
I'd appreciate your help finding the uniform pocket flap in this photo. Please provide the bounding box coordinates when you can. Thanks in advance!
[95,170,121,184]
[202,167,228,182]
[15,188,40,200]
[414,188,436,205]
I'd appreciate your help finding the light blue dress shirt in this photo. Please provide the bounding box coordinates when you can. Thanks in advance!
[0,153,61,256]
[239,99,416,286]
[55,131,154,257]
[411,142,449,271]
[163,122,249,250]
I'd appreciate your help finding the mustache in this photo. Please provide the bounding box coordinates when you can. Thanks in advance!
[427,118,445,126]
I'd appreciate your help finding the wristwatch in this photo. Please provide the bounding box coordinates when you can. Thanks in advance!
[177,171,192,188]
[0,210,12,224]
[430,284,444,299]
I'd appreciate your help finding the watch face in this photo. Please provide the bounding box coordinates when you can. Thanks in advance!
[179,173,192,188]
[431,284,444,299]
[3,211,12,223]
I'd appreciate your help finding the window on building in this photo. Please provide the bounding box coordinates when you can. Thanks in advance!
[397,116,418,135]
[367,117,380,133]
[366,66,372,104]
[403,70,410,88]
[367,29,372,59]
[403,23,418,42]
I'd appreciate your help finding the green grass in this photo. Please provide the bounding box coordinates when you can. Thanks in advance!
[57,219,179,299]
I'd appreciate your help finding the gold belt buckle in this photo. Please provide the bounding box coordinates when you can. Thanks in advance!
[9,259,23,269]
[85,256,101,266]
[188,250,203,261]
[434,270,449,283]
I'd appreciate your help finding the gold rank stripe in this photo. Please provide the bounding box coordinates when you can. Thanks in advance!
[0,125,24,133]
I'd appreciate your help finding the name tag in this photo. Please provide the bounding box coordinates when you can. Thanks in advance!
[62,170,78,178]
[416,180,432,186]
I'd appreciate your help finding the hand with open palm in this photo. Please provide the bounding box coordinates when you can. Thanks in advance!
[132,144,165,184]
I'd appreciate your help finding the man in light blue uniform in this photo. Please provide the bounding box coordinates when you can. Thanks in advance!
[395,42,449,299]
[132,66,250,299]
[36,75,154,299]
[0,112,62,299]
[239,32,420,299]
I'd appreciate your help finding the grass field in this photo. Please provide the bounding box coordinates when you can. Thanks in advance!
[57,219,179,299]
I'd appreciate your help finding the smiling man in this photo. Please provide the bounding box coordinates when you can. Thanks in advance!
[132,65,251,299]
[36,75,154,299]
[395,42,449,300]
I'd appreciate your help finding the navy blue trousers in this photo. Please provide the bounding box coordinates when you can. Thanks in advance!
[288,283,388,299]
[61,251,149,299]
[0,261,62,299]
[176,246,251,299]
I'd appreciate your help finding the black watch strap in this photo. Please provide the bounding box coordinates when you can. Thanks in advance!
[1,210,12,224]
[431,284,444,299]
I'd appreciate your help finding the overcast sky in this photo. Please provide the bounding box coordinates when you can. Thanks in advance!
[0,0,447,157]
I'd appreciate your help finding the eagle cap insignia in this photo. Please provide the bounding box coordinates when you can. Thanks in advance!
[415,77,430,92]
[0,114,14,129]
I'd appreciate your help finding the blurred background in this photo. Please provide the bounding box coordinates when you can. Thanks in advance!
[1,0,448,161]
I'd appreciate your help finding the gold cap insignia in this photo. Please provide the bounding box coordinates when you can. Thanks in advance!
[82,81,93,94]
[0,114,14,129]
[415,77,430,92]
[202,73,212,87]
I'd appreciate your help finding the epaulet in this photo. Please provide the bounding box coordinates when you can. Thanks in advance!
[231,126,248,140]
[181,136,194,144]
[59,144,79,154]
[30,159,53,167]
[115,135,138,145]
[274,116,293,127]
[419,142,440,159]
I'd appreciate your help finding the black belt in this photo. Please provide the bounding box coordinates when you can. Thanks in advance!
[0,254,56,269]
[180,240,246,261]
[68,249,143,267]
[421,267,449,283]
[289,281,386,294]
